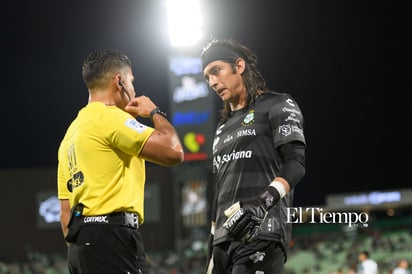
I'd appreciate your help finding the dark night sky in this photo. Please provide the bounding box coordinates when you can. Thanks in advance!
[1,0,410,206]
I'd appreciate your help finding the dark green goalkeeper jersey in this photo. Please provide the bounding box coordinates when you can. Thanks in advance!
[212,91,306,254]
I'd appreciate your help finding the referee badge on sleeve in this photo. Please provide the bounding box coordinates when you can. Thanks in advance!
[125,118,147,133]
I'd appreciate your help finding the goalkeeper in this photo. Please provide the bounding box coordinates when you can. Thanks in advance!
[201,39,306,274]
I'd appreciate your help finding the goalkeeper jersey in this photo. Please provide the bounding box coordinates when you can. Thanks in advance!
[212,91,306,254]
[57,102,154,223]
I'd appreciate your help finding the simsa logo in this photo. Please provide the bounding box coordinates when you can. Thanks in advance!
[287,207,369,227]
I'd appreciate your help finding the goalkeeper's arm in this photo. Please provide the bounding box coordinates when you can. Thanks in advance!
[223,142,305,243]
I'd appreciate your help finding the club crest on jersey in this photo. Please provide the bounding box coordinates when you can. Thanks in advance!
[241,110,255,126]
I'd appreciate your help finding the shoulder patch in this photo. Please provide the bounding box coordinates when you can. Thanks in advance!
[125,118,147,133]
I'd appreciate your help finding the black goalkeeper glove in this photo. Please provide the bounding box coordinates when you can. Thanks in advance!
[223,186,280,243]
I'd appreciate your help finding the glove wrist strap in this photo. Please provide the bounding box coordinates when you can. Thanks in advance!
[259,186,280,209]
[259,180,287,209]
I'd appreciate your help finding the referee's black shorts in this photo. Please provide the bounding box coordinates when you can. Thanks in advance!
[68,224,147,274]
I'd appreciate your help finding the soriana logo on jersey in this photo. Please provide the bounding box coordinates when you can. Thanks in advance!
[183,131,208,161]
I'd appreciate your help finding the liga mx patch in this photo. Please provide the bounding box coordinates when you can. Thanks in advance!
[125,118,147,133]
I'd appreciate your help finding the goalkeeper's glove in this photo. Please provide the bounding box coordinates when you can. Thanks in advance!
[223,184,281,243]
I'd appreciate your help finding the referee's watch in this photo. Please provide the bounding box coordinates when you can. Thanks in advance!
[149,107,167,121]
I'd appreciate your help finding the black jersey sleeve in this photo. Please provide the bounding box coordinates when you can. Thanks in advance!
[270,94,306,149]
[278,141,306,189]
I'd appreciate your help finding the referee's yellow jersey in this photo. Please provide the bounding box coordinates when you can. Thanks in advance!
[57,102,154,224]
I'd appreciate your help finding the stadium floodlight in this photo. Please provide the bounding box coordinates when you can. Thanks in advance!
[166,0,203,47]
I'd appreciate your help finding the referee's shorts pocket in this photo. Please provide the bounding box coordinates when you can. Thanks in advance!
[73,225,105,246]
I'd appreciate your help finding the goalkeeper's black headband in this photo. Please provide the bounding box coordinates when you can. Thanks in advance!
[201,46,241,71]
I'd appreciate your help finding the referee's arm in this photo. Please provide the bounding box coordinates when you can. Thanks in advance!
[60,199,70,239]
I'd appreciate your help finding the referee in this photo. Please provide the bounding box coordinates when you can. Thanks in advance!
[202,39,306,274]
[57,49,183,273]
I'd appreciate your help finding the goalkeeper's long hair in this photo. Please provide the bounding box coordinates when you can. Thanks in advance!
[201,39,267,122]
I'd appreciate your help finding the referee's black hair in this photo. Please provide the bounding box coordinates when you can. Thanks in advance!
[82,49,132,90]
